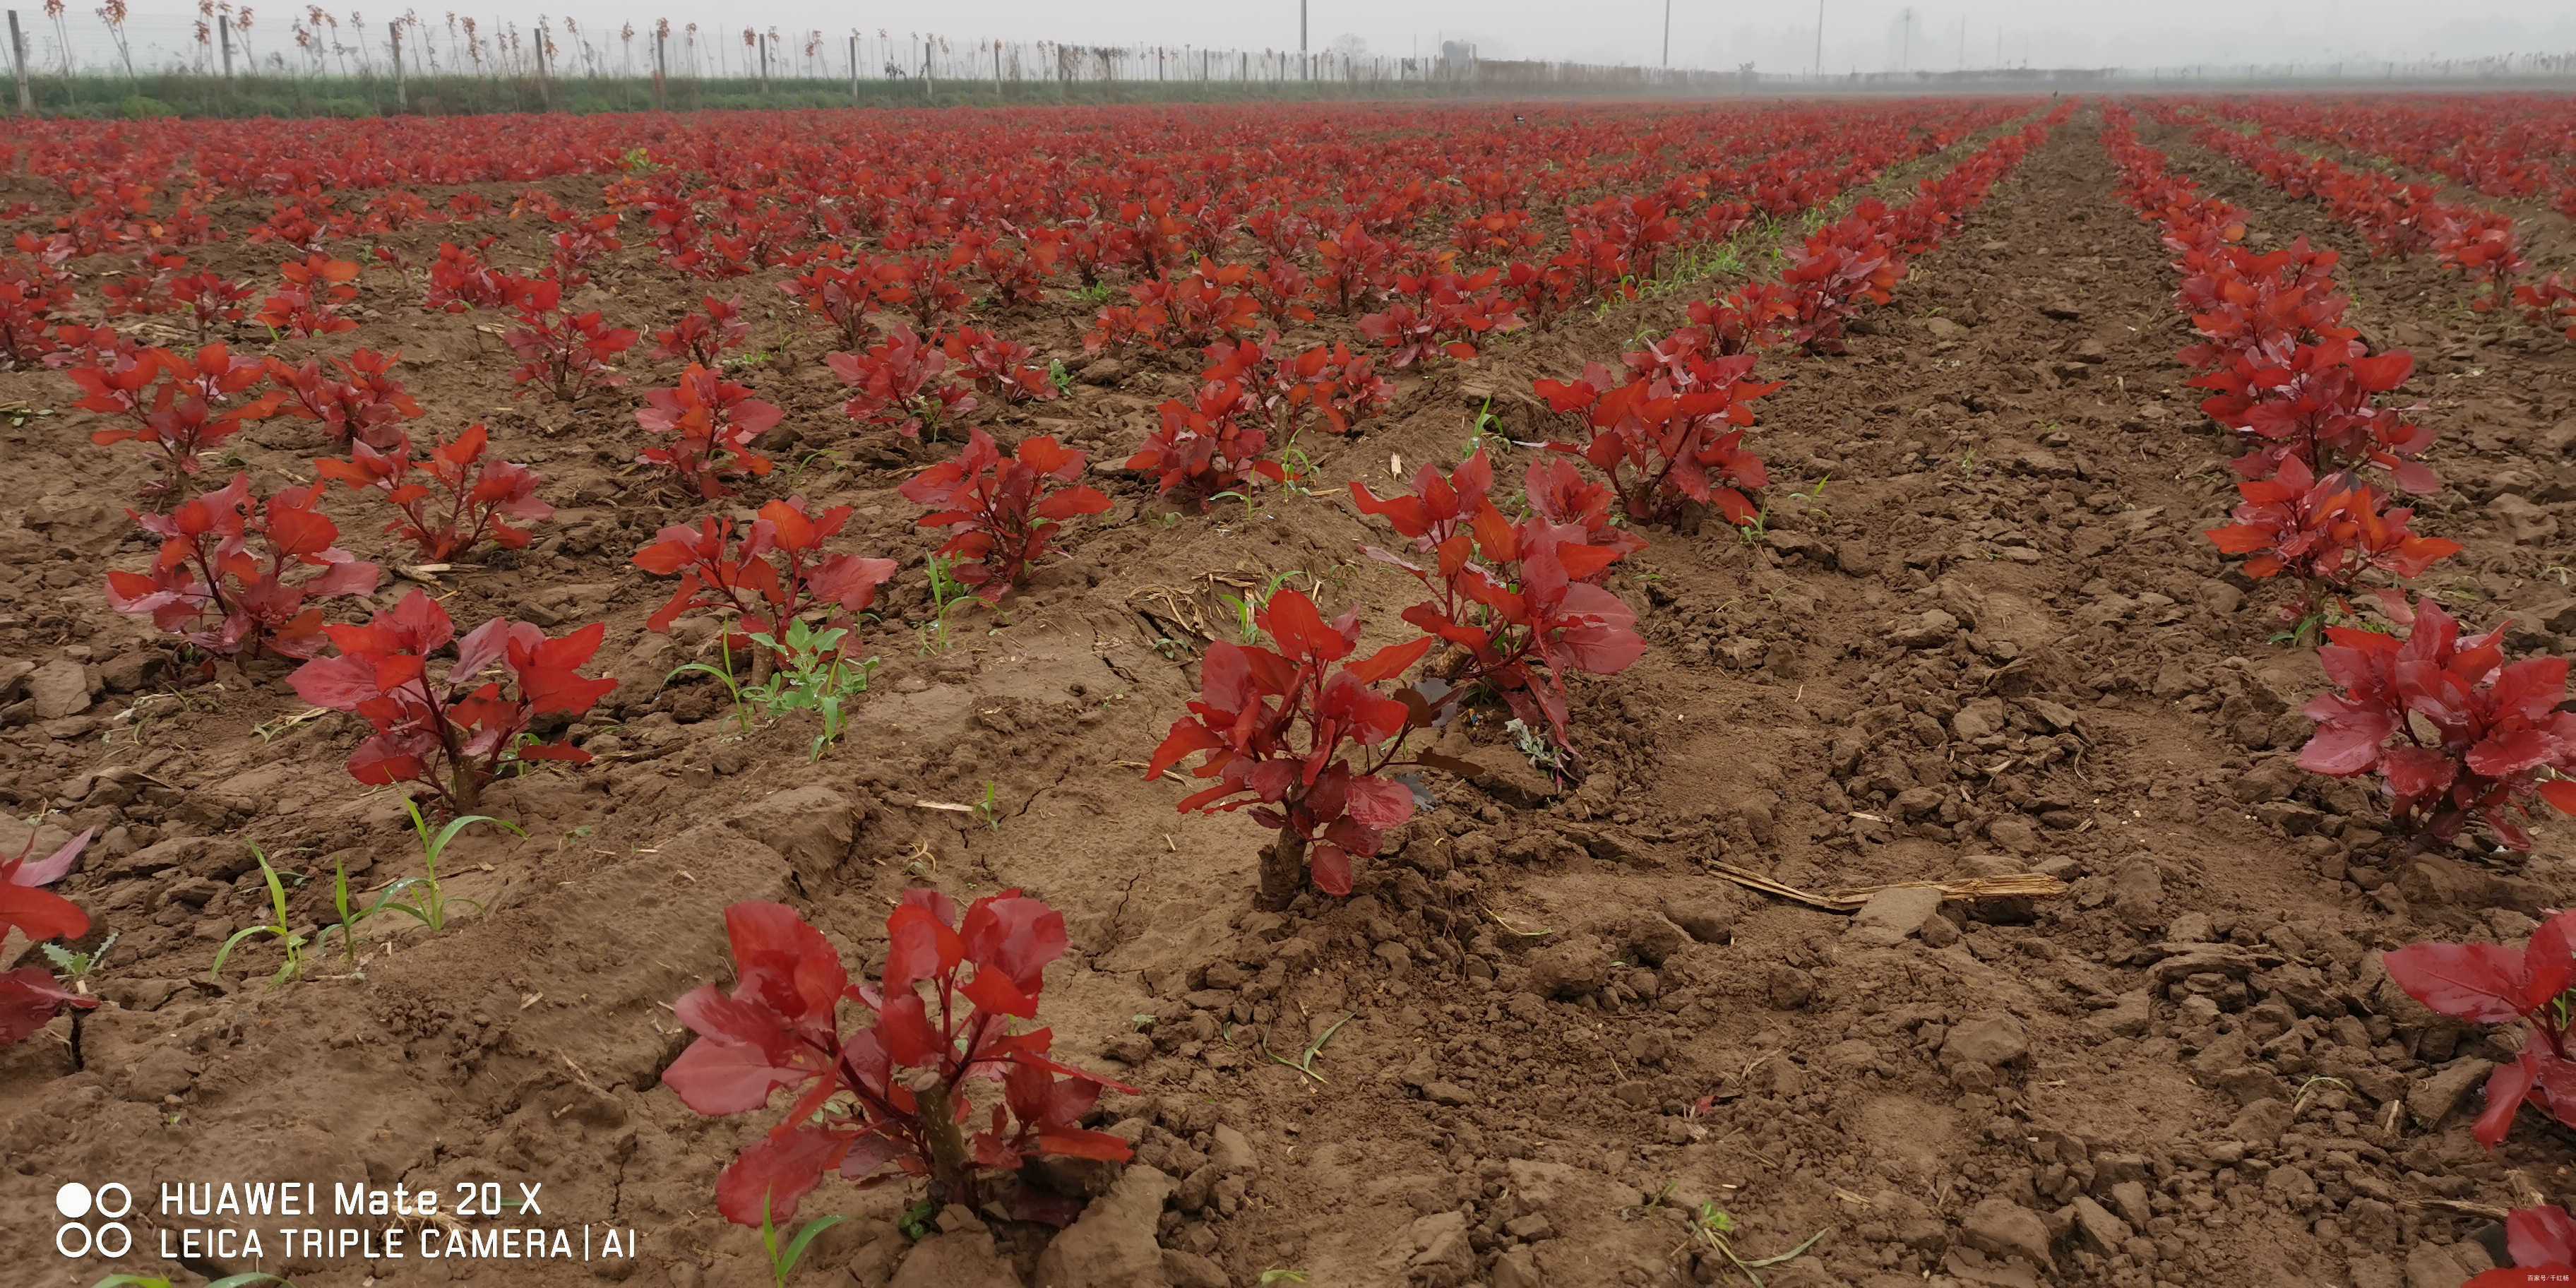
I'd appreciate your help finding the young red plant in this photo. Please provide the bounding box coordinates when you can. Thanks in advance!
[939,326,1059,405]
[1351,450,1647,751]
[423,240,511,314]
[636,364,783,499]
[502,277,639,402]
[1126,379,1289,506]
[287,589,617,811]
[662,893,1135,1225]
[830,326,977,443]
[251,254,361,338]
[1536,342,1782,528]
[74,344,282,497]
[1145,590,1435,908]
[2202,456,2461,623]
[0,827,97,1046]
[265,347,425,451]
[105,472,381,660]
[2383,910,2576,1150]
[898,429,1109,602]
[2299,597,2576,850]
[1,256,76,368]
[633,499,898,667]
[314,423,551,562]
[650,295,752,367]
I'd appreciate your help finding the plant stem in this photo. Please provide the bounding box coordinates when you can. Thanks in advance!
[1258,828,1309,911]
[912,1078,979,1209]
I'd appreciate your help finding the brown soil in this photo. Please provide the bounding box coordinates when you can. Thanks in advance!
[3,107,2573,1288]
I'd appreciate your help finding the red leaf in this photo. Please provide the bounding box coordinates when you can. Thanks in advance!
[884,904,965,991]
[714,1126,851,1227]
[0,967,99,1045]
[1034,1126,1135,1162]
[662,1031,809,1116]
[962,968,1039,1019]
[2383,942,2532,1025]
[11,828,91,888]
[1309,842,1353,896]
[1343,636,1432,686]
[2542,781,2576,816]
[1342,775,1415,831]
[2508,1205,2576,1270]
[960,893,1067,994]
[2476,1050,2544,1148]
[1261,590,1347,662]
[876,991,939,1067]
[0,879,88,945]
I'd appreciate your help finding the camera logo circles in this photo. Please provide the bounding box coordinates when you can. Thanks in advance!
[54,1181,133,1258]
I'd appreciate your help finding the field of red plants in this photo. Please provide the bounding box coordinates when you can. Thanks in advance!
[3,91,2576,1288]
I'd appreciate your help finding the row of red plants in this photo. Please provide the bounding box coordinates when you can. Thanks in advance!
[26,102,2053,1263]
[1137,109,2073,917]
[2193,95,2576,223]
[2150,105,2575,342]
[2111,107,2576,1167]
[7,100,2020,271]
[2105,105,2574,851]
[4,101,2034,405]
[1531,112,2062,532]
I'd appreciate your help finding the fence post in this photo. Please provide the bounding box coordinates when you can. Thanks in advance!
[6,10,28,114]
[654,29,667,108]
[389,20,406,110]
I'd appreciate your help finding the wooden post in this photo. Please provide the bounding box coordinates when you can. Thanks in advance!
[654,29,667,109]
[389,20,406,109]
[217,13,234,78]
[7,10,28,113]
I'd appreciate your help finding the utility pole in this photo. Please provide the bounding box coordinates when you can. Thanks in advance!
[7,10,28,113]
[1662,0,1670,68]
[846,33,856,103]
[1813,0,1823,78]
[1955,17,1964,71]
[218,13,234,78]
[654,28,667,108]
[1299,0,1307,80]
[390,20,406,108]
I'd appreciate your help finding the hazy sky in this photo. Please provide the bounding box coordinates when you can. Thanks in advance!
[50,0,2576,75]
[539,0,2571,69]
